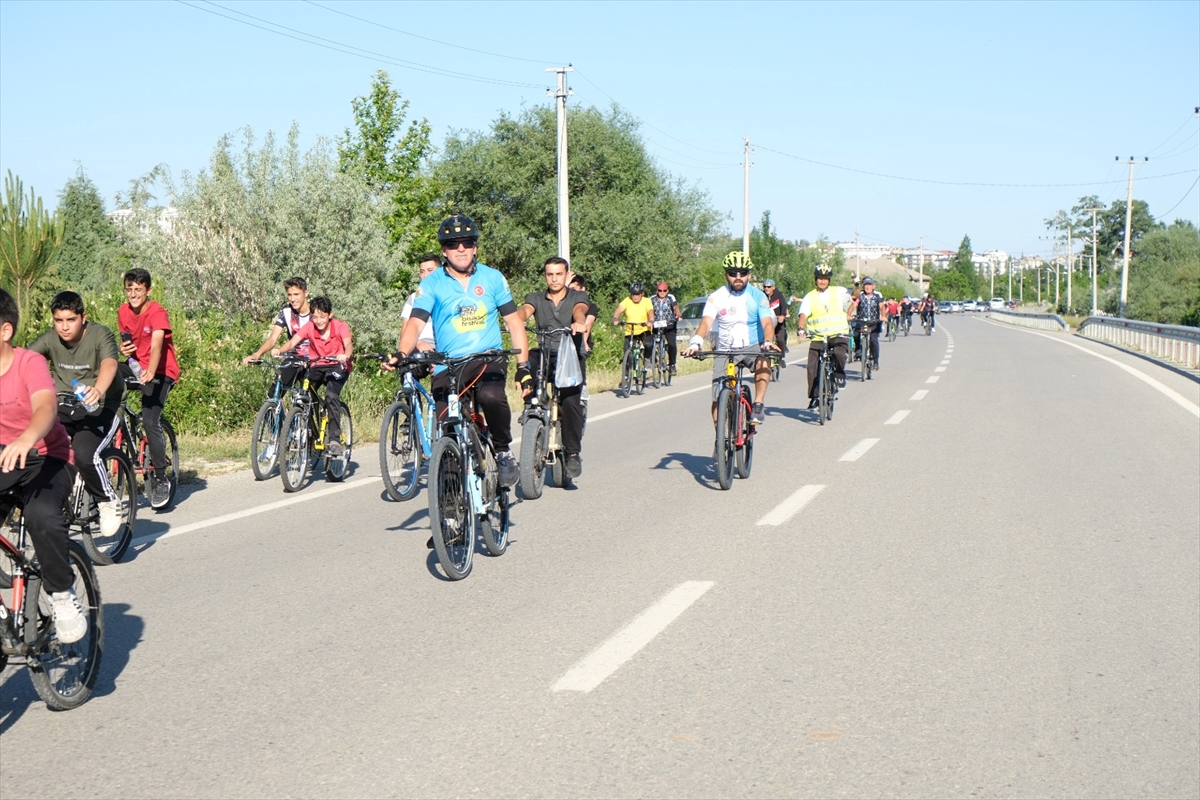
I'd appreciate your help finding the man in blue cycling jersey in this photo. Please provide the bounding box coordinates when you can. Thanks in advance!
[395,215,529,488]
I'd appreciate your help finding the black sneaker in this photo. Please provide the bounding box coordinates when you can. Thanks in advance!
[327,440,344,457]
[807,398,819,410]
[669,365,677,375]
[495,451,518,487]
[149,474,171,509]
[426,536,435,550]
[872,360,880,371]
[565,453,582,479]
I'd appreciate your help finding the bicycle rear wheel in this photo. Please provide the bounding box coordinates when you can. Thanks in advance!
[735,388,754,479]
[380,400,421,501]
[428,437,473,580]
[714,389,736,490]
[82,448,136,565]
[619,348,633,398]
[250,401,281,481]
[280,406,311,493]
[325,407,353,482]
[26,540,103,710]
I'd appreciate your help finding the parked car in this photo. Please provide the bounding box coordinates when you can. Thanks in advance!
[989,297,1005,310]
[937,301,953,314]
[1006,300,1018,309]
[949,301,963,313]
[962,300,978,312]
[676,296,715,346]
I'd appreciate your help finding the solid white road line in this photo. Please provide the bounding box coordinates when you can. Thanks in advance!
[910,390,929,401]
[132,477,383,545]
[587,383,710,423]
[553,581,715,693]
[756,484,825,526]
[926,376,940,384]
[885,410,911,425]
[982,320,1199,418]
[838,438,880,462]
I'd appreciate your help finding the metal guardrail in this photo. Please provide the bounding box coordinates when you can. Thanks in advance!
[986,308,1068,331]
[1078,316,1200,369]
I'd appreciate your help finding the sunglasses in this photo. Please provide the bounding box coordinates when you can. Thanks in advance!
[656,289,668,293]
[443,240,477,250]
[725,268,751,277]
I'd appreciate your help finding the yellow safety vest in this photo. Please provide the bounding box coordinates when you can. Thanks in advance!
[803,287,851,340]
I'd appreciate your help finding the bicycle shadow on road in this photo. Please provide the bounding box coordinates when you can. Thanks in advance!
[766,405,823,425]
[0,602,143,733]
[651,452,719,489]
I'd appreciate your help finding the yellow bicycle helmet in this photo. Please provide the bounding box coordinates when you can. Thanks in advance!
[722,251,753,271]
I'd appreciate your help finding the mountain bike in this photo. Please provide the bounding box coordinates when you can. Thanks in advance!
[810,336,845,426]
[618,323,648,398]
[648,320,673,389]
[902,313,912,337]
[363,353,437,502]
[922,311,932,336]
[279,356,354,493]
[112,378,179,511]
[245,357,298,481]
[56,395,137,565]
[690,348,780,491]
[887,316,898,343]
[426,350,516,580]
[518,327,575,499]
[858,321,879,382]
[0,487,103,710]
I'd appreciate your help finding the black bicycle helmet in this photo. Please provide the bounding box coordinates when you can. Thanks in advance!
[437,214,478,244]
[813,264,833,278]
[629,281,645,295]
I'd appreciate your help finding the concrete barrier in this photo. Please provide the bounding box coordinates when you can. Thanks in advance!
[987,308,1068,332]
[1078,316,1200,369]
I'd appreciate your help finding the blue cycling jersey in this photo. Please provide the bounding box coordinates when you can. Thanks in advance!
[412,263,516,373]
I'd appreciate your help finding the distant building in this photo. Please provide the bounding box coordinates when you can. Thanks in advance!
[899,249,953,271]
[107,206,178,235]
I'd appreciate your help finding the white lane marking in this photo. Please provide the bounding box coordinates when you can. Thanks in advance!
[981,320,1200,418]
[910,390,929,401]
[839,438,880,462]
[940,359,950,365]
[756,484,825,526]
[885,410,910,425]
[935,366,947,372]
[132,477,383,545]
[926,376,940,384]
[553,581,715,693]
[587,383,710,423]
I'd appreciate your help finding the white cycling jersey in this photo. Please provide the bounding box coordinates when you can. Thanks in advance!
[701,284,773,350]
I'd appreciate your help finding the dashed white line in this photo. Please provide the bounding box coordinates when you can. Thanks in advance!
[552,581,715,693]
[885,410,910,425]
[756,484,825,526]
[910,390,929,401]
[839,438,880,462]
[940,359,950,365]
[926,376,940,384]
[935,366,947,372]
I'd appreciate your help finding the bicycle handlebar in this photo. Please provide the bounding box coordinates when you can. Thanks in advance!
[687,348,782,361]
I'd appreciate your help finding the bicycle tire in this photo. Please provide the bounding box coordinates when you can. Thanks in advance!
[250,401,281,481]
[26,539,103,711]
[714,389,736,490]
[518,417,547,500]
[380,400,421,501]
[81,448,136,565]
[619,348,633,398]
[735,388,754,479]
[280,406,311,493]
[480,485,510,557]
[325,407,353,482]
[648,343,660,389]
[428,437,473,580]
[817,359,829,426]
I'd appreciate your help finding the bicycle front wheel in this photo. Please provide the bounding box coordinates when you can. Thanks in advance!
[649,343,662,389]
[380,400,421,501]
[250,401,281,481]
[619,348,634,398]
[714,389,736,490]
[82,448,136,565]
[518,417,547,500]
[735,388,754,479]
[280,406,311,493]
[26,539,103,710]
[325,407,353,482]
[428,437,473,580]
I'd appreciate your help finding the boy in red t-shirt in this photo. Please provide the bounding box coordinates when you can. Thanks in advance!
[272,295,354,457]
[0,289,87,643]
[117,268,180,509]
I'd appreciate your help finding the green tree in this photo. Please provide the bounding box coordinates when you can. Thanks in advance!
[929,269,972,300]
[1,171,63,343]
[946,234,976,297]
[338,70,436,253]
[1119,220,1200,325]
[55,167,127,294]
[749,210,819,300]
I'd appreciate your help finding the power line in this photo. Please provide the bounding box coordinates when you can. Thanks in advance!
[175,1,542,89]
[1154,128,1199,159]
[1159,176,1200,218]
[1145,109,1200,157]
[302,0,555,65]
[754,143,1198,188]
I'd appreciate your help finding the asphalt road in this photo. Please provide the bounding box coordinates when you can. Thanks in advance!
[3,315,1198,799]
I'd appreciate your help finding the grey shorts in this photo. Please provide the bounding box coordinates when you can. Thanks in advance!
[711,346,763,401]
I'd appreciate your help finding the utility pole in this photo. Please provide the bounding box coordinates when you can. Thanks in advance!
[1066,221,1073,312]
[547,66,574,262]
[742,137,752,256]
[1085,206,1102,316]
[918,233,924,293]
[1117,156,1146,318]
[855,227,861,282]
[1019,253,1024,303]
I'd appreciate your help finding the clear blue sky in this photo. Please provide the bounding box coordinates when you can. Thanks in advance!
[2,0,1197,260]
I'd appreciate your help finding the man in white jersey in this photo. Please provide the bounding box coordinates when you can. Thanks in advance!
[681,251,778,424]
[399,253,439,353]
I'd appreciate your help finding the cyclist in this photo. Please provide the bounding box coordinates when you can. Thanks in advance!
[612,281,654,381]
[884,296,901,337]
[650,281,681,375]
[117,268,180,509]
[399,253,439,354]
[28,291,123,538]
[762,278,789,366]
[517,256,589,479]
[899,295,915,333]
[0,289,86,643]
[681,251,777,425]
[272,296,353,457]
[394,214,529,489]
[848,276,887,371]
[243,276,312,386]
[796,264,851,409]
[918,292,937,332]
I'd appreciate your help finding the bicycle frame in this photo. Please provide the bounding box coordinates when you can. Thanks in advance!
[0,519,32,654]
[720,360,754,450]
[397,369,437,460]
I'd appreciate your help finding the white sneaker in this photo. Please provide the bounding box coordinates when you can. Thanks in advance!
[50,590,87,644]
[98,499,122,538]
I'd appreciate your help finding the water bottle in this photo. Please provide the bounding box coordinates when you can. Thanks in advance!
[127,358,144,381]
[72,379,99,413]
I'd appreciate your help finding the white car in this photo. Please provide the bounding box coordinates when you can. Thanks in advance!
[989,297,1005,310]
[949,301,963,313]
[962,300,978,312]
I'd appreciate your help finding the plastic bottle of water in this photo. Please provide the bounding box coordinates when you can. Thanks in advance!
[127,358,144,381]
[72,379,99,413]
